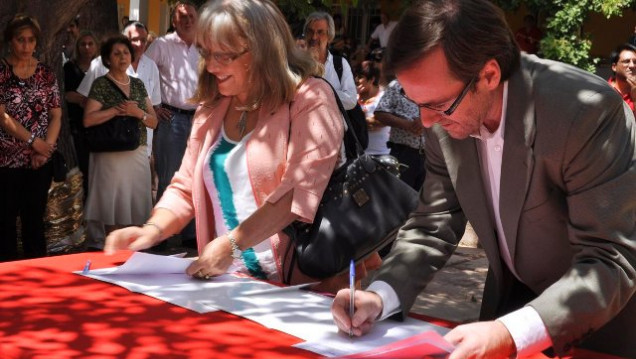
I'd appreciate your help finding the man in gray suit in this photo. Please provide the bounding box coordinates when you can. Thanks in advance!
[331,1,636,358]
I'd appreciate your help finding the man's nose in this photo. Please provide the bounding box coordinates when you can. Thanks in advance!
[420,109,439,128]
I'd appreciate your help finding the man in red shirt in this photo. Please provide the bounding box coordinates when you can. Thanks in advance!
[515,14,542,54]
[608,43,636,112]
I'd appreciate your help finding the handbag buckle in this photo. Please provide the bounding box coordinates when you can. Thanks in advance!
[352,188,369,207]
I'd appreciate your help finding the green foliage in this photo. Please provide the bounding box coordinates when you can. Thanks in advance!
[495,0,634,72]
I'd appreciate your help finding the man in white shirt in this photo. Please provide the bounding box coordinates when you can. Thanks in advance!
[304,11,357,111]
[331,1,636,358]
[145,0,199,244]
[366,12,397,50]
[77,21,161,156]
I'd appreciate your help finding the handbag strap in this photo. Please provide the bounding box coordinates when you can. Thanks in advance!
[103,74,131,101]
[315,76,365,160]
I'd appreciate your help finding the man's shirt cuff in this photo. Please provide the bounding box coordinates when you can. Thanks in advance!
[497,306,553,357]
[366,280,402,320]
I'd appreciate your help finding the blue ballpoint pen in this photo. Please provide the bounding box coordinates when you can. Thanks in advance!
[82,260,91,274]
[349,259,355,338]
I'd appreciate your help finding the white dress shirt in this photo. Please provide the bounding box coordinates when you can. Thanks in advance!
[370,21,397,48]
[145,32,199,111]
[368,82,552,357]
[77,54,161,106]
[323,52,358,111]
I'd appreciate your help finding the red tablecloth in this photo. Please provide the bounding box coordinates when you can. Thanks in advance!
[0,252,626,359]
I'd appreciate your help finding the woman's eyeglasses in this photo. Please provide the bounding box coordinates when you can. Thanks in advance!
[198,47,249,66]
[400,77,476,116]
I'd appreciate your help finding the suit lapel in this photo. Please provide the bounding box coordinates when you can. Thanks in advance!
[499,60,536,264]
[436,128,503,282]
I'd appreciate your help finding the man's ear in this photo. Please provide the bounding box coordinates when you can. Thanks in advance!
[479,59,501,90]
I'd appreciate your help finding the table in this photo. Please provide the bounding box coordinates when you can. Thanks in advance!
[0,252,626,359]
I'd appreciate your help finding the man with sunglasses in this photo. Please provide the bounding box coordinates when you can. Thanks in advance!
[331,1,636,358]
[145,1,200,247]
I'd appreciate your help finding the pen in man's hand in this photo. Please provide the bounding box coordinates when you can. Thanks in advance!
[82,260,91,274]
[349,259,355,338]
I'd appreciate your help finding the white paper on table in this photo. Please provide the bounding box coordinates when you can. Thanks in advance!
[84,251,193,275]
[74,251,449,351]
[294,316,450,357]
[74,252,324,316]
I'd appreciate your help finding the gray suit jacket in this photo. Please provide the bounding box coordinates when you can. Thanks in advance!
[374,54,636,357]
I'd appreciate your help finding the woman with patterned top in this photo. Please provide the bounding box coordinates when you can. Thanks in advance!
[0,14,62,261]
[83,36,158,248]
[374,78,426,190]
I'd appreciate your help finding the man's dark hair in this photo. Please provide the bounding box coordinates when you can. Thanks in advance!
[100,35,136,68]
[385,0,520,83]
[356,63,380,86]
[610,43,636,67]
[171,0,198,23]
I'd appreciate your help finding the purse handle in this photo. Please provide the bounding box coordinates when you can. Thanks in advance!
[315,76,365,160]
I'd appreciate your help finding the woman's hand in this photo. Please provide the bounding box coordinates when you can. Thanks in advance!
[186,235,234,279]
[31,137,54,158]
[31,153,49,169]
[115,100,144,119]
[104,225,162,255]
[366,115,385,131]
[407,119,425,136]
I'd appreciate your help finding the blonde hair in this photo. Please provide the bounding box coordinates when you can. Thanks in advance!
[192,0,322,109]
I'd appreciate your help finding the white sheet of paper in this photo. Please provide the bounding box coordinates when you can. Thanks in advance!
[293,316,449,357]
[75,251,449,356]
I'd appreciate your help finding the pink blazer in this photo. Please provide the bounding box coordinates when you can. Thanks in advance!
[155,77,344,283]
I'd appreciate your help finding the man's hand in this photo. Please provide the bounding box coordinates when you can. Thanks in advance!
[155,106,173,122]
[331,289,383,336]
[444,320,516,359]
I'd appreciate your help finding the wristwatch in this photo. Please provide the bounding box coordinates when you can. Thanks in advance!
[227,232,242,260]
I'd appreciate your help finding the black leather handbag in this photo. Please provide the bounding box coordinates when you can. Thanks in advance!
[85,115,140,152]
[84,77,141,153]
[283,79,419,281]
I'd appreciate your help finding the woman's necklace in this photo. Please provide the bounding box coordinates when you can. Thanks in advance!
[234,98,261,138]
[14,57,33,86]
[107,73,130,86]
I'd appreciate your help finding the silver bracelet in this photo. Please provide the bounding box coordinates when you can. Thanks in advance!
[143,222,163,239]
[227,231,243,260]
[26,132,36,147]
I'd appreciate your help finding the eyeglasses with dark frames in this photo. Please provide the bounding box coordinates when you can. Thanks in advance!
[198,47,249,66]
[400,77,476,116]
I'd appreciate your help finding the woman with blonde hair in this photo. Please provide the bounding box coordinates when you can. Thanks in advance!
[105,0,380,290]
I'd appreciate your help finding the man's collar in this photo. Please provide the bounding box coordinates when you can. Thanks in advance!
[471,81,508,141]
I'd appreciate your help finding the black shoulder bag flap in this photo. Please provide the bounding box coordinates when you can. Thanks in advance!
[84,76,141,152]
[283,78,419,282]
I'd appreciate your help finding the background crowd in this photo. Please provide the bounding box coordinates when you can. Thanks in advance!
[0,1,634,358]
